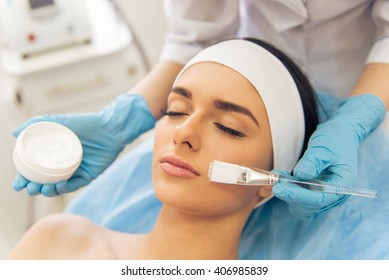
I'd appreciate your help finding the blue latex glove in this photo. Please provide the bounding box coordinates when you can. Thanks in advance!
[273,94,386,221]
[12,94,155,197]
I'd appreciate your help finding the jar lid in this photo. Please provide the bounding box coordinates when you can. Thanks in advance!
[14,122,82,182]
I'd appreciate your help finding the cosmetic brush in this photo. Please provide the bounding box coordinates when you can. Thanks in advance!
[208,160,377,198]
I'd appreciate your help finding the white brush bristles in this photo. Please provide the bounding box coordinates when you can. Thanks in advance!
[208,160,241,184]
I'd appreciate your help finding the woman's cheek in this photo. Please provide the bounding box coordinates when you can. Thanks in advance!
[209,135,250,160]
[154,120,173,150]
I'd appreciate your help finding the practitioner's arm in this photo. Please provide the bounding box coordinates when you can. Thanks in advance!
[350,63,389,109]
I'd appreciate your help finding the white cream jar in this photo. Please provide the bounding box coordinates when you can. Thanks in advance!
[13,122,83,184]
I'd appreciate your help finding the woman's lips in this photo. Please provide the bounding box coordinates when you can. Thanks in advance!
[160,155,200,178]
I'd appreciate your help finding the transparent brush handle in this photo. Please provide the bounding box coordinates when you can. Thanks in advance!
[278,176,378,198]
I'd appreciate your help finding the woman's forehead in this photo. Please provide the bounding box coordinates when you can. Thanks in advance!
[176,63,259,97]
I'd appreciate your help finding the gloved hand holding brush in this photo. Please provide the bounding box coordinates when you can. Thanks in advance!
[273,94,386,221]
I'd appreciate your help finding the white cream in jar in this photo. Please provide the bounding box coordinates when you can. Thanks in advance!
[13,122,83,184]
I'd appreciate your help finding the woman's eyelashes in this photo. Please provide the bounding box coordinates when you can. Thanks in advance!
[161,108,246,138]
[161,109,189,117]
[214,123,246,138]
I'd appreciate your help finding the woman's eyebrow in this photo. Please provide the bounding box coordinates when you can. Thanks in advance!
[214,99,260,127]
[171,87,192,99]
[171,87,259,127]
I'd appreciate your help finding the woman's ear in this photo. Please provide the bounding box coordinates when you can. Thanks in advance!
[257,186,273,200]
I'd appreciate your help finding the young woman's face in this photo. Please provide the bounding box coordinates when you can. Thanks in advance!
[152,62,273,216]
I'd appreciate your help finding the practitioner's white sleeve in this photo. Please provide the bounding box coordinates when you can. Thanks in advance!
[366,0,389,64]
[160,0,240,65]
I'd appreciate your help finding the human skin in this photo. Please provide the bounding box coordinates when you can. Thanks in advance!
[152,62,273,216]
[141,61,274,259]
[350,63,389,109]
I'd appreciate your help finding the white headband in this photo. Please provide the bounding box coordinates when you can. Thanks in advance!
[174,39,305,173]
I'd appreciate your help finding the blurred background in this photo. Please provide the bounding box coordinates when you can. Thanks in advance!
[0,0,166,258]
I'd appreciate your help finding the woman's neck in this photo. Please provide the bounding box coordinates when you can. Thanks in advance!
[137,204,253,260]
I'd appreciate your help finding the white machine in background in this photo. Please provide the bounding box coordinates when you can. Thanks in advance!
[0,0,151,231]
[0,0,149,116]
[2,0,92,58]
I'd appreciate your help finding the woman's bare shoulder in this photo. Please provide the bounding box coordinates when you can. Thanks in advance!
[36,213,98,234]
[6,213,109,259]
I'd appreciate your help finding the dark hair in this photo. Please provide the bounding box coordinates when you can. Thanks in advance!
[242,38,318,157]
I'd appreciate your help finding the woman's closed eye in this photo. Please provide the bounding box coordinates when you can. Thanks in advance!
[161,108,246,138]
[161,109,189,117]
[214,123,246,138]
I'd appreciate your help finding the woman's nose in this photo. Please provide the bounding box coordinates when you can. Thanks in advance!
[173,116,201,151]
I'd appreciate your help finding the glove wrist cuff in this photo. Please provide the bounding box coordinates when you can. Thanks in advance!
[337,94,386,141]
[99,93,156,147]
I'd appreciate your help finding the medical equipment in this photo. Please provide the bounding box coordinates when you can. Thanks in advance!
[208,160,378,198]
[0,0,149,116]
[2,0,92,58]
[13,122,83,184]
